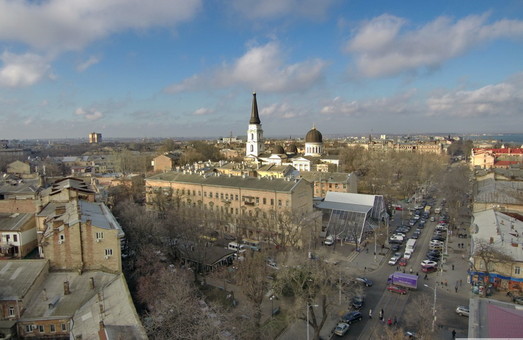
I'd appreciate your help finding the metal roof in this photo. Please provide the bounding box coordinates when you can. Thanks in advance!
[146,172,304,193]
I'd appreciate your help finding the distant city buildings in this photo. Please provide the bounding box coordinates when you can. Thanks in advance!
[471,147,523,169]
[88,132,102,144]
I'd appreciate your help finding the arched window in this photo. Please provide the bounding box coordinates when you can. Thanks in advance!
[251,145,254,152]
[251,133,254,140]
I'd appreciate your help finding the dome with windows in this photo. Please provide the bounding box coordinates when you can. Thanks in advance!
[305,127,323,143]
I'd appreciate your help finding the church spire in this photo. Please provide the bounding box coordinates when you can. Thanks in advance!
[249,92,261,124]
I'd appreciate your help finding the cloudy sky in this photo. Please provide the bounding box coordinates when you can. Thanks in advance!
[1,0,523,140]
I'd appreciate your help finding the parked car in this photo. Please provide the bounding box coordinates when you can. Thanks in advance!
[431,236,445,242]
[513,296,523,305]
[421,260,438,267]
[421,265,437,273]
[411,233,420,239]
[386,285,407,295]
[355,277,373,287]
[324,235,334,246]
[340,311,363,324]
[399,258,408,266]
[391,244,401,252]
[334,322,350,336]
[389,239,403,245]
[388,255,400,265]
[456,306,469,317]
[352,296,364,309]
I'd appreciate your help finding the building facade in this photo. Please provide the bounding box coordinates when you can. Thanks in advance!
[145,172,314,242]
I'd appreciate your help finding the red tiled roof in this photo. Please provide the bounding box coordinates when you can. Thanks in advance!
[494,160,520,166]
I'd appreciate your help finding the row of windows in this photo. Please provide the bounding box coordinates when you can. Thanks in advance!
[173,188,290,207]
[58,232,105,242]
[25,323,67,333]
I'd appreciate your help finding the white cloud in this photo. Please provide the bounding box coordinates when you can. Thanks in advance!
[75,107,104,121]
[346,13,523,78]
[76,56,100,72]
[192,107,214,115]
[229,0,336,20]
[321,90,418,116]
[0,52,51,87]
[166,41,327,93]
[0,0,202,53]
[260,102,302,119]
[427,73,523,117]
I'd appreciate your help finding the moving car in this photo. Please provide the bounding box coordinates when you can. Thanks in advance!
[513,296,523,305]
[351,296,364,309]
[355,277,373,287]
[456,306,469,317]
[340,311,363,324]
[334,322,350,336]
[386,285,407,295]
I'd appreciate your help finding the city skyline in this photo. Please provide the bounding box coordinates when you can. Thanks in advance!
[0,0,523,139]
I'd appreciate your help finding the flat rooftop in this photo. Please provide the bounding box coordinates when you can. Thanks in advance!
[0,260,48,300]
[0,212,34,231]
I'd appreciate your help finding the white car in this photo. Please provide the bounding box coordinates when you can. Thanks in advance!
[334,322,350,336]
[394,233,406,238]
[403,251,412,260]
[324,235,334,246]
[390,235,404,242]
[421,260,438,267]
[388,255,400,265]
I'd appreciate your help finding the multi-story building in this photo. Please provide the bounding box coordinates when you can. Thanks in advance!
[145,172,314,242]
[470,209,523,292]
[471,148,523,169]
[0,213,37,258]
[37,199,124,273]
[88,132,102,144]
[297,171,358,198]
[151,153,180,172]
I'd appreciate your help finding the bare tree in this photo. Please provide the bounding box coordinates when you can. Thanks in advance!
[472,239,514,294]
[234,253,271,340]
[272,258,351,340]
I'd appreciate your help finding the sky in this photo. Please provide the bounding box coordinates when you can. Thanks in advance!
[1,0,523,140]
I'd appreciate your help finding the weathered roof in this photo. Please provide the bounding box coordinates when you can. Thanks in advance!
[472,209,523,261]
[475,178,523,205]
[41,200,124,237]
[146,172,304,193]
[71,274,148,340]
[298,171,349,183]
[0,260,48,301]
[0,213,33,231]
[0,176,40,196]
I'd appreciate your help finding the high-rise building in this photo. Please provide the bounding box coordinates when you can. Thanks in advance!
[89,132,102,144]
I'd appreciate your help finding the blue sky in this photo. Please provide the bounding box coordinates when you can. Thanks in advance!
[0,0,523,140]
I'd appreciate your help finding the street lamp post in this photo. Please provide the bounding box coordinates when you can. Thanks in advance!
[270,295,274,319]
[424,284,437,332]
[306,303,319,340]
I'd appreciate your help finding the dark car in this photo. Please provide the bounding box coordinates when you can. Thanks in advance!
[514,296,523,305]
[411,233,419,239]
[426,254,441,261]
[351,296,364,309]
[389,239,403,245]
[391,244,401,252]
[341,311,363,324]
[431,236,445,242]
[355,277,373,287]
